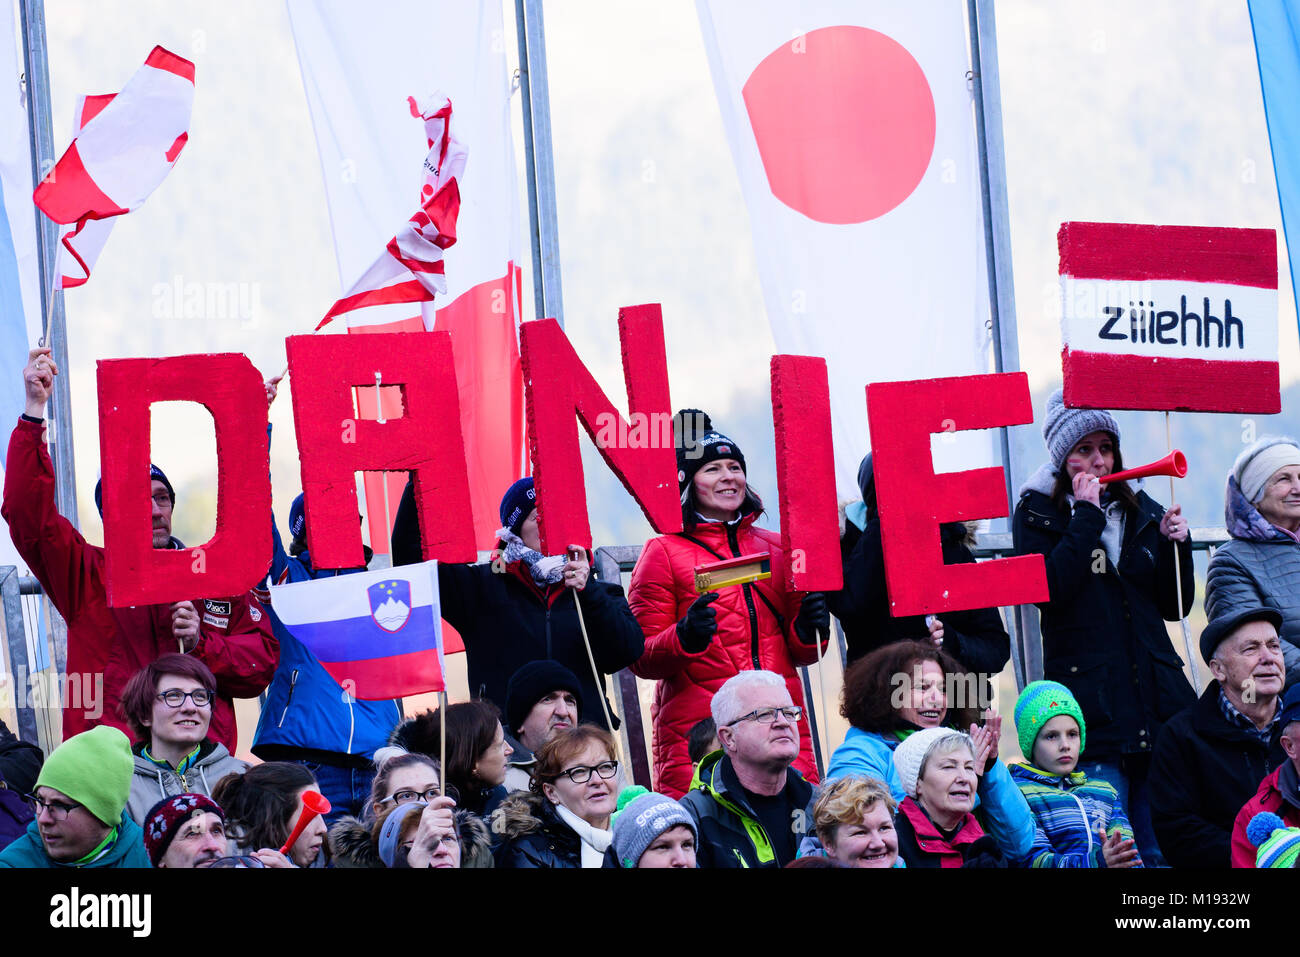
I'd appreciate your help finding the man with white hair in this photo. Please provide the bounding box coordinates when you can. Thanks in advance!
[678,670,812,868]
[1206,435,1300,686]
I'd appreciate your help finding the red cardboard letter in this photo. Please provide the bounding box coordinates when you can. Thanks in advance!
[519,306,681,553]
[866,372,1048,616]
[97,353,270,607]
[770,355,841,591]
[286,332,475,569]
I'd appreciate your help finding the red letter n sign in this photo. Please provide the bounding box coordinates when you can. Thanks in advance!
[97,353,270,606]
[285,332,476,570]
[519,305,681,553]
[866,373,1048,617]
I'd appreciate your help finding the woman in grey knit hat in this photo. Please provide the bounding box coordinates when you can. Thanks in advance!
[1204,436,1300,686]
[1011,390,1194,869]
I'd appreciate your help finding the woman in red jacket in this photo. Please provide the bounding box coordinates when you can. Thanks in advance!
[628,410,829,798]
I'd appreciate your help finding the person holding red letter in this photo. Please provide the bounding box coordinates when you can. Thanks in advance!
[1012,389,1193,868]
[2,348,277,751]
[628,409,828,799]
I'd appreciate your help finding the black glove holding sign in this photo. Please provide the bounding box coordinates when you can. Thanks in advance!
[794,592,829,644]
[677,592,720,652]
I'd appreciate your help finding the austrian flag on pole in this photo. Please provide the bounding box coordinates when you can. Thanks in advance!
[1058,222,1280,414]
[33,46,193,288]
[268,562,446,700]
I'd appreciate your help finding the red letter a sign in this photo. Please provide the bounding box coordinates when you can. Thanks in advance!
[867,373,1048,617]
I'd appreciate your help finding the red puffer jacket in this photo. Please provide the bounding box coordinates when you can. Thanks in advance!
[628,513,825,798]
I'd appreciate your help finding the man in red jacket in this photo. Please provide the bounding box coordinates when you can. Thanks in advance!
[2,348,276,752]
[1231,684,1300,867]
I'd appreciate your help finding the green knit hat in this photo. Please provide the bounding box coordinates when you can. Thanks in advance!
[34,726,134,826]
[1014,681,1086,760]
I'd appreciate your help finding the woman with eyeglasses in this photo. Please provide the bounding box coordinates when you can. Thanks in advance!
[119,654,248,825]
[328,749,495,868]
[492,725,621,868]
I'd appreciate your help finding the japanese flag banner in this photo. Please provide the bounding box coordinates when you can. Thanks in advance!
[1058,221,1280,413]
[696,0,994,488]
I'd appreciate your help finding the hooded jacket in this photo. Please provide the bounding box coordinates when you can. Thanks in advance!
[2,419,278,751]
[1205,474,1300,686]
[678,749,813,869]
[390,478,644,730]
[490,789,585,869]
[894,796,1004,869]
[328,808,494,868]
[628,512,826,798]
[1230,762,1300,868]
[0,811,151,868]
[1149,680,1286,868]
[1012,463,1195,761]
[1009,761,1138,868]
[125,739,247,825]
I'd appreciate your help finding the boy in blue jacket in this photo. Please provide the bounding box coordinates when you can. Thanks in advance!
[1011,681,1141,868]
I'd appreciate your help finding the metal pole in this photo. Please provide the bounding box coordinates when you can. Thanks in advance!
[968,0,1039,689]
[20,0,71,696]
[514,0,565,328]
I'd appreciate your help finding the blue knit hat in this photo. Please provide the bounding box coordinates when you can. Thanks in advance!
[289,493,306,540]
[499,477,536,534]
[1014,680,1086,760]
[1247,812,1300,868]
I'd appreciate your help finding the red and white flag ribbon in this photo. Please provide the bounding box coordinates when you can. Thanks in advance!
[33,46,194,289]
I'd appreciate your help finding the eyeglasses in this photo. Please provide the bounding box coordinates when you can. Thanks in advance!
[156,689,213,708]
[554,760,618,784]
[24,793,82,821]
[152,493,174,509]
[382,787,442,807]
[200,855,266,868]
[726,706,803,727]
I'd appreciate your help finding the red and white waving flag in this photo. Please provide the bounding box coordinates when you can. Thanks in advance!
[1058,222,1280,414]
[33,46,194,289]
[315,93,466,330]
[289,0,526,553]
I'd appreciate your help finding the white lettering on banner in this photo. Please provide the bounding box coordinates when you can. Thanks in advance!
[1059,277,1277,361]
[49,888,151,937]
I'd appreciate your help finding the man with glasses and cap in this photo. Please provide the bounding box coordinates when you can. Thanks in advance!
[680,670,814,868]
[0,726,150,868]
[2,348,277,752]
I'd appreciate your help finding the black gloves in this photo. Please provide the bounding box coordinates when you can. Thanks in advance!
[794,592,829,644]
[677,592,720,653]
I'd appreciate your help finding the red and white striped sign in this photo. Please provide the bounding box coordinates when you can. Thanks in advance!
[1058,221,1279,413]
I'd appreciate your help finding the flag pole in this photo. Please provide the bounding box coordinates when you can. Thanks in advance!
[514,0,565,328]
[438,690,447,799]
[1166,411,1201,688]
[20,0,73,693]
[968,0,1037,689]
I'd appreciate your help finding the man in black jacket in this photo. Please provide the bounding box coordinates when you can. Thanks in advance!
[1150,607,1288,868]
[680,670,812,868]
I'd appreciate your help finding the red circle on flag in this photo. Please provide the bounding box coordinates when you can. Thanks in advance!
[742,25,936,224]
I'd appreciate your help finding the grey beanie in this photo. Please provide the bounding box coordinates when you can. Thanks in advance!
[1232,436,1300,505]
[1041,389,1121,470]
[378,801,425,867]
[611,791,697,868]
[892,727,971,799]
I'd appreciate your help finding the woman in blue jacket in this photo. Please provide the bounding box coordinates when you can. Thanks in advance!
[826,640,1035,864]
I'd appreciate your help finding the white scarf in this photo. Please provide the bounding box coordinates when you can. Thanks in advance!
[496,527,567,585]
[554,803,612,868]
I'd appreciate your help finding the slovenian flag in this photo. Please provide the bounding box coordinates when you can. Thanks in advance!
[268,562,445,700]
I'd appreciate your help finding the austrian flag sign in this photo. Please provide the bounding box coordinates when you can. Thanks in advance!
[1058,222,1280,413]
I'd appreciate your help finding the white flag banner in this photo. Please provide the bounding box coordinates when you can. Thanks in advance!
[697,0,995,491]
[287,0,526,549]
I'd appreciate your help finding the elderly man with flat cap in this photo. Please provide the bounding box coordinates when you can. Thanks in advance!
[1149,606,1289,868]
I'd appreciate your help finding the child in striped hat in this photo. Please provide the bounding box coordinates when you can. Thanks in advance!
[1009,681,1142,868]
